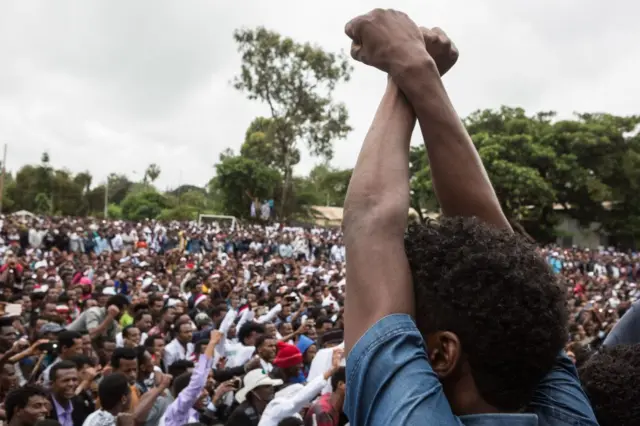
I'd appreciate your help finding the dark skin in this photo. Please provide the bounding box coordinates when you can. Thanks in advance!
[9,395,49,426]
[52,368,79,406]
[115,358,138,385]
[257,338,277,363]
[248,385,276,415]
[344,9,510,416]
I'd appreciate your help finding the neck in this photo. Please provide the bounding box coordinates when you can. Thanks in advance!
[54,394,70,407]
[443,376,498,416]
[106,405,122,416]
[252,398,267,414]
[9,418,24,426]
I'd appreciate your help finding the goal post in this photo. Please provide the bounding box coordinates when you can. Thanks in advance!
[198,214,237,230]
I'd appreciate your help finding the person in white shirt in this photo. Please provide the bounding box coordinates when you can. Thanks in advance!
[257,348,343,426]
[226,320,265,368]
[116,311,152,347]
[308,342,346,394]
[111,231,124,252]
[164,321,195,369]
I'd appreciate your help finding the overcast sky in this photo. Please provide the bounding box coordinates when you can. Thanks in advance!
[0,0,637,190]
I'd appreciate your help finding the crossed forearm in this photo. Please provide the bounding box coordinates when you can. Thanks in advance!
[343,79,416,353]
[394,58,511,230]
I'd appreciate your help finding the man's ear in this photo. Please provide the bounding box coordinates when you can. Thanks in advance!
[425,331,461,378]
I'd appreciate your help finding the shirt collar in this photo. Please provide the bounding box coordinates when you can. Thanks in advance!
[52,396,73,415]
[460,413,537,426]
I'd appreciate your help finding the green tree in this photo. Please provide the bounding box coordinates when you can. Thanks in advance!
[120,190,168,221]
[34,193,52,213]
[73,171,93,194]
[107,203,123,219]
[158,205,198,221]
[213,154,281,218]
[144,164,161,185]
[409,146,438,223]
[548,113,640,240]
[464,107,557,239]
[233,27,352,217]
[50,169,85,215]
[453,107,640,242]
[306,164,352,207]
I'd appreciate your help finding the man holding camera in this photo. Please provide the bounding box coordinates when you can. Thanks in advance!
[40,330,83,387]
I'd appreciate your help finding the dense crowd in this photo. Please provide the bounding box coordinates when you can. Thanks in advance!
[0,214,350,426]
[0,212,637,426]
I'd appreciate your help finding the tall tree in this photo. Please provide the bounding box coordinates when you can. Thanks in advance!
[121,189,168,221]
[233,27,352,217]
[144,163,161,185]
[74,171,93,193]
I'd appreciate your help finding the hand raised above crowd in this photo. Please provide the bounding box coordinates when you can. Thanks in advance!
[345,9,427,76]
[345,9,460,78]
[421,27,459,76]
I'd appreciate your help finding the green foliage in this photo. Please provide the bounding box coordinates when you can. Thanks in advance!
[120,190,169,221]
[233,27,352,216]
[107,203,123,219]
[157,205,198,221]
[305,164,352,207]
[409,107,640,242]
[213,154,281,218]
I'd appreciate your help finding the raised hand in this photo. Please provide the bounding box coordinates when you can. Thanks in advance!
[421,27,459,76]
[158,373,173,390]
[107,304,120,318]
[210,329,223,344]
[331,347,344,369]
[244,356,262,372]
[345,9,428,76]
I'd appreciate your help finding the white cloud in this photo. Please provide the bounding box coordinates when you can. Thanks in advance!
[0,0,638,190]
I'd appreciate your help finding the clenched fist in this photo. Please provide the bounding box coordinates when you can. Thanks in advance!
[421,27,459,76]
[345,9,428,76]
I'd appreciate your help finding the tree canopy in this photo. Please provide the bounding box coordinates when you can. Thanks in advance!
[410,107,640,242]
[233,27,352,216]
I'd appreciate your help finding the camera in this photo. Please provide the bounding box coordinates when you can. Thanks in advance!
[38,341,58,354]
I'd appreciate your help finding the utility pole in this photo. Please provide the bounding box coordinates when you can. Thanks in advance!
[104,177,109,218]
[0,144,7,213]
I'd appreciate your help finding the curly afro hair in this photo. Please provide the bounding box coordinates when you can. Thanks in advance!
[579,344,640,426]
[405,216,567,411]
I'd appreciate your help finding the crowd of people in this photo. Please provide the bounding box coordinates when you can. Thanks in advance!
[1,7,639,426]
[0,213,351,426]
[0,212,636,426]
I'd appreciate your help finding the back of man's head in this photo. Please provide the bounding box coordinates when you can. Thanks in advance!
[99,373,130,411]
[168,359,194,377]
[330,367,346,392]
[405,217,567,411]
[172,371,192,397]
[107,294,130,310]
[579,343,640,426]
[237,322,265,345]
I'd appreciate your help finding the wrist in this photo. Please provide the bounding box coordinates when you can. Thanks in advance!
[392,55,439,100]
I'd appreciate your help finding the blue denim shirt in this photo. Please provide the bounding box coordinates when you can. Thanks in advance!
[345,314,599,426]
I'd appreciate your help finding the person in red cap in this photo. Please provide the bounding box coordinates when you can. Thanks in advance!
[271,342,304,388]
